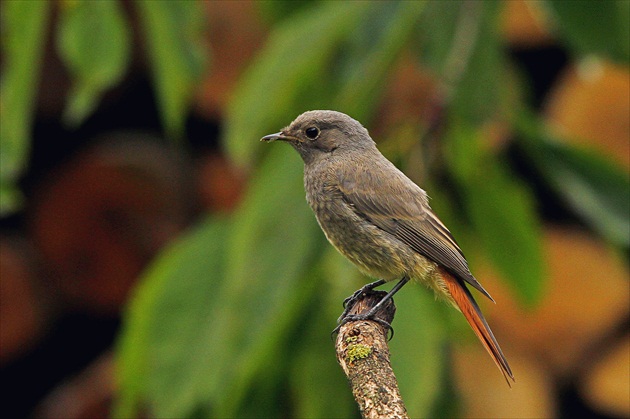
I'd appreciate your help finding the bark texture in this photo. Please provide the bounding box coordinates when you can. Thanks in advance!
[335,290,408,419]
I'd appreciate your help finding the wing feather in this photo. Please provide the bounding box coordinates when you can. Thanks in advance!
[338,166,494,301]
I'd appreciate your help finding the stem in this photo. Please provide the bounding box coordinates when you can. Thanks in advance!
[335,290,408,419]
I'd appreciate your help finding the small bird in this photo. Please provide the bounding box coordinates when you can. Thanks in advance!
[261,110,514,384]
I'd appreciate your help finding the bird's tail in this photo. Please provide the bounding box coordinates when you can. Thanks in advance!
[440,268,515,385]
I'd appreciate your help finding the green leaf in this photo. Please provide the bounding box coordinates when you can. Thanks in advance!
[289,322,358,418]
[56,0,131,126]
[418,0,505,122]
[114,145,327,418]
[426,351,460,419]
[0,0,50,213]
[257,0,320,22]
[390,287,447,418]
[0,180,23,216]
[332,0,426,122]
[543,0,630,64]
[224,1,372,168]
[416,0,462,71]
[452,0,504,122]
[288,260,358,419]
[465,164,546,306]
[136,0,208,140]
[288,247,386,418]
[517,112,630,247]
[540,144,630,247]
[210,145,326,416]
[446,125,546,306]
[113,216,230,419]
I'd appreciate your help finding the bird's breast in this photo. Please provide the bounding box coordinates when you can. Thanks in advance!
[304,169,424,281]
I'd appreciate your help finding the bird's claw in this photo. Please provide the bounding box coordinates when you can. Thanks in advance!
[341,279,386,309]
[331,313,394,340]
[342,292,357,309]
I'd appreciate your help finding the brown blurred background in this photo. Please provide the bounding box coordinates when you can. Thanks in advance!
[0,1,628,418]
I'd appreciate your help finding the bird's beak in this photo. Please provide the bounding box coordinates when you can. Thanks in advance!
[260,132,298,143]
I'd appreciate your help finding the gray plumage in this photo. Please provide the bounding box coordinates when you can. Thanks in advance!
[261,110,513,383]
[263,110,491,300]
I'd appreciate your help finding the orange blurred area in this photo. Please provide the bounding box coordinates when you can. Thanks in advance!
[465,228,629,418]
[501,0,552,47]
[29,136,192,313]
[545,60,630,168]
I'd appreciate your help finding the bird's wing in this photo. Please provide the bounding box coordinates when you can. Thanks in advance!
[337,165,494,302]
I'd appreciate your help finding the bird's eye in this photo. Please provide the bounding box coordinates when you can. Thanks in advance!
[305,127,319,139]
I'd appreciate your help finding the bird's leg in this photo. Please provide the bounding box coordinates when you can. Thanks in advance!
[334,276,410,338]
[338,279,386,323]
[358,276,409,319]
[343,279,386,308]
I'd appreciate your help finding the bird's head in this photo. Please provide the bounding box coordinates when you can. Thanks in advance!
[261,110,375,163]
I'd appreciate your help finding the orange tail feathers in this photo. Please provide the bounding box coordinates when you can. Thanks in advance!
[440,268,515,385]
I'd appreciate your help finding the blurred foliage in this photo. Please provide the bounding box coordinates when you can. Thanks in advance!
[56,0,131,126]
[516,109,630,248]
[445,122,545,306]
[1,0,628,418]
[0,0,50,213]
[136,0,208,140]
[113,1,628,418]
[418,0,504,121]
[0,0,208,214]
[543,0,630,65]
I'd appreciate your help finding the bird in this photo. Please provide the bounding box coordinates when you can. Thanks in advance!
[261,110,514,384]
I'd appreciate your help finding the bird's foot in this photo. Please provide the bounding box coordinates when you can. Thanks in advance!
[339,279,386,322]
[332,311,394,339]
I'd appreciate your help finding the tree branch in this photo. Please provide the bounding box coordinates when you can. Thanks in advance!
[335,290,408,419]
